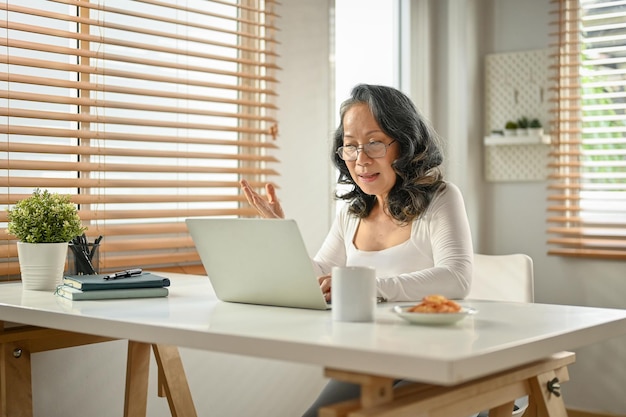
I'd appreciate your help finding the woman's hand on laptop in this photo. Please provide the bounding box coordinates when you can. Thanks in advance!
[240,179,285,219]
[318,274,331,302]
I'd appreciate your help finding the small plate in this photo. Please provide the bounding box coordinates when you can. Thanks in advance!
[393,305,477,325]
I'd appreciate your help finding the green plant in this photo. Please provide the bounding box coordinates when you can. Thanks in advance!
[529,118,542,128]
[7,189,86,243]
[505,121,518,129]
[517,117,529,129]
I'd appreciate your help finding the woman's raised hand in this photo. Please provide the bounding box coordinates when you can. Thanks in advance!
[240,179,285,219]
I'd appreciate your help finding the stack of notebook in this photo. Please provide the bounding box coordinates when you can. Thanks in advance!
[55,270,170,300]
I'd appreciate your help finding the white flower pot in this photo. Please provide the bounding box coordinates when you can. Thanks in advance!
[17,242,69,291]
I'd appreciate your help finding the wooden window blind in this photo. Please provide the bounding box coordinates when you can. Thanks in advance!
[1,0,280,279]
[548,0,626,259]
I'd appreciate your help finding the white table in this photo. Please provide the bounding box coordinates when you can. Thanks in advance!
[2,273,626,417]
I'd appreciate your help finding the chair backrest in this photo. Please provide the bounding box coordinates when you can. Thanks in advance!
[469,253,534,303]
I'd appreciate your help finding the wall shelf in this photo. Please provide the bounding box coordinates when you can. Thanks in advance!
[484,49,551,182]
[484,134,550,146]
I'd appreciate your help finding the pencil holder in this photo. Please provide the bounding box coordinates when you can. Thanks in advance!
[67,243,100,275]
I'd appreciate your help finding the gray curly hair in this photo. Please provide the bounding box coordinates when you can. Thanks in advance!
[332,84,446,223]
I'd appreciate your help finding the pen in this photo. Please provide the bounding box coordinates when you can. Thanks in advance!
[104,268,143,280]
[89,235,103,261]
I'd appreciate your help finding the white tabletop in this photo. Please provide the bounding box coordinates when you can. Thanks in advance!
[2,273,626,386]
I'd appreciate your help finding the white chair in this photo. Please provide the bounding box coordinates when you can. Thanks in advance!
[469,253,534,303]
[470,253,535,417]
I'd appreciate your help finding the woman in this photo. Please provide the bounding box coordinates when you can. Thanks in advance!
[241,84,473,414]
[241,84,473,301]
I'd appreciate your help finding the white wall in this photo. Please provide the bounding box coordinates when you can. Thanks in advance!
[31,0,626,415]
[271,0,334,255]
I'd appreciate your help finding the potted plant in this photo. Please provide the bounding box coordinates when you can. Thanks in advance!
[529,118,544,136]
[7,189,86,291]
[517,117,529,136]
[504,121,518,136]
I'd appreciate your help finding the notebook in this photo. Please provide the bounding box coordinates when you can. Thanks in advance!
[55,285,169,301]
[63,272,171,291]
[185,218,330,310]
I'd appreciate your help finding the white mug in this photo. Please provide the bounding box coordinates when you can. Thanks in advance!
[331,266,377,322]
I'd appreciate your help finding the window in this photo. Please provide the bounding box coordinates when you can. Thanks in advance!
[1,0,280,279]
[334,0,399,113]
[333,0,400,202]
[548,0,626,259]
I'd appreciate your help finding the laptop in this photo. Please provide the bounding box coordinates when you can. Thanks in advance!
[185,218,330,310]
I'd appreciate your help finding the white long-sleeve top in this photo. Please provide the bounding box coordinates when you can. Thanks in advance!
[312,182,473,302]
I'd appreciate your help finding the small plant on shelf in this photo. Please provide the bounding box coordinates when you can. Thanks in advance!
[517,117,529,136]
[528,118,544,136]
[517,117,529,127]
[504,121,517,136]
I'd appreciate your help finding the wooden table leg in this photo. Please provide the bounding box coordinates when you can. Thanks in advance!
[157,358,167,398]
[319,369,395,417]
[488,401,516,417]
[124,341,151,417]
[0,325,115,417]
[321,352,575,417]
[152,344,197,417]
[0,325,195,417]
[529,369,569,417]
[125,342,196,417]
[0,341,33,417]
[525,393,539,417]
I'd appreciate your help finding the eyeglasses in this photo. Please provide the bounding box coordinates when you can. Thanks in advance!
[336,140,396,161]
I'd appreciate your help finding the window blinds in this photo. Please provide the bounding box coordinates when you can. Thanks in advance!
[548,0,626,259]
[1,0,280,278]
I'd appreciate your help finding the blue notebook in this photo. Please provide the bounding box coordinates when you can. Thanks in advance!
[62,272,170,291]
[55,285,169,300]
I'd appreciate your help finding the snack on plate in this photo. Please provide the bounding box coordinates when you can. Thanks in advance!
[407,294,462,313]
